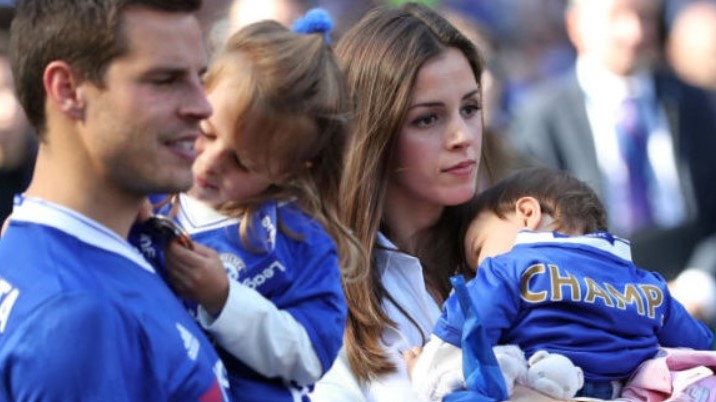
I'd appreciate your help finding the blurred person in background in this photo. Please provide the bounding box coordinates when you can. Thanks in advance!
[664,0,716,326]
[0,4,35,229]
[509,0,716,281]
[666,1,716,92]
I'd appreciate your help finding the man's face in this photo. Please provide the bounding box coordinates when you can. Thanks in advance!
[78,7,211,196]
[570,0,660,75]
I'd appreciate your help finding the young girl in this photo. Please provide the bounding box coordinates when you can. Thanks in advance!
[153,10,365,402]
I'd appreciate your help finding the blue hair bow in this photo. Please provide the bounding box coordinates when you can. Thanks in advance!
[291,8,334,44]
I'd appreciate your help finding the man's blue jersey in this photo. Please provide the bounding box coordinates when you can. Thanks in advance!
[435,231,714,381]
[0,197,230,401]
[156,195,346,402]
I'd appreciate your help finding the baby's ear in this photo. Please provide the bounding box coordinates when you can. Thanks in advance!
[514,197,543,230]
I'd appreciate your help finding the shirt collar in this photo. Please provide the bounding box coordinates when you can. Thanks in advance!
[10,196,155,273]
[514,229,633,262]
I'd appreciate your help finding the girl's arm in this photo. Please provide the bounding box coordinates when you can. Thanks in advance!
[201,279,323,384]
[165,241,324,384]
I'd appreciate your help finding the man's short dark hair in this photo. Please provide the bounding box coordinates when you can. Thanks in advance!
[10,0,202,136]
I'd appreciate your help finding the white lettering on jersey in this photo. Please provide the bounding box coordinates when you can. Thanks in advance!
[138,234,156,259]
[213,359,231,401]
[241,261,286,289]
[176,323,200,360]
[220,253,246,281]
[0,278,19,333]
[261,215,276,249]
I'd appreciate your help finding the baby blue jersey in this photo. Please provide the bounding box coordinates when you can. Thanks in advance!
[155,196,346,402]
[0,197,230,401]
[435,231,714,381]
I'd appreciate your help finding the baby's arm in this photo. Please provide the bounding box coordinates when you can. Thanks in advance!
[658,287,714,350]
[409,334,465,402]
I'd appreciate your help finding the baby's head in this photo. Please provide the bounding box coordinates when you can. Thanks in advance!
[463,167,607,269]
[191,18,349,210]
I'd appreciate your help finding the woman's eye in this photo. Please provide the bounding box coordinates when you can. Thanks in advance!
[413,113,438,128]
[461,103,481,118]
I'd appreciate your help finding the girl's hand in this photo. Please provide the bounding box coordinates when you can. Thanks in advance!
[165,240,229,317]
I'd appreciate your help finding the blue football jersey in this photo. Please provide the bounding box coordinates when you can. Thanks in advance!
[435,231,714,381]
[157,195,346,402]
[0,197,231,401]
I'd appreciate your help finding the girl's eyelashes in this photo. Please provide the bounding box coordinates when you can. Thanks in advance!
[231,153,250,172]
[461,102,481,118]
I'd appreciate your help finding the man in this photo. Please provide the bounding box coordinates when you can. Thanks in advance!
[0,1,230,400]
[509,0,716,279]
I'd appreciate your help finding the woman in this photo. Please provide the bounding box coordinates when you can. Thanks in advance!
[311,4,563,402]
[311,3,478,401]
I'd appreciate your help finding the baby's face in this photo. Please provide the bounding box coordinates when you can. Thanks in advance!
[464,211,524,270]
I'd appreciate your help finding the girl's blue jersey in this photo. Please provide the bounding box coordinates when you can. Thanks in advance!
[151,195,346,402]
[0,197,230,401]
[435,231,714,381]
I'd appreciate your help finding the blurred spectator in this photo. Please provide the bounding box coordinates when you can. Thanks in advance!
[665,1,716,326]
[228,0,309,31]
[211,0,375,46]
[508,0,716,279]
[196,0,234,40]
[666,1,716,90]
[0,5,35,229]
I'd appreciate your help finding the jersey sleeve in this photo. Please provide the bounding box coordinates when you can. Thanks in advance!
[433,258,521,347]
[1,293,158,402]
[658,290,714,350]
[200,280,324,384]
[283,236,346,374]
[200,219,346,385]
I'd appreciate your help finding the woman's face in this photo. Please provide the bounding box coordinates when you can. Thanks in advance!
[389,48,482,212]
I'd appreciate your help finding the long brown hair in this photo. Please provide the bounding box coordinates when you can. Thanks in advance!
[203,20,366,280]
[336,2,483,382]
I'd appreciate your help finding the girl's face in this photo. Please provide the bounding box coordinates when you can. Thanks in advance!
[389,48,482,214]
[188,76,272,208]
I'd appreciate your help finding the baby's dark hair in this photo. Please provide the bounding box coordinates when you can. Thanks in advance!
[465,166,608,236]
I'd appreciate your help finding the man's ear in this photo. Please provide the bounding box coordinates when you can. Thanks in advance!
[514,197,543,230]
[43,60,86,120]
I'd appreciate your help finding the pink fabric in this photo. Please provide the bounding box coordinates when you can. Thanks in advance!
[617,348,716,402]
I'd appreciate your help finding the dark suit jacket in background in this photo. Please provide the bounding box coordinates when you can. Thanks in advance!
[509,67,716,280]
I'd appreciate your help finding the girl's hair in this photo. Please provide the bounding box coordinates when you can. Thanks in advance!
[335,2,483,382]
[202,19,366,280]
[464,166,609,238]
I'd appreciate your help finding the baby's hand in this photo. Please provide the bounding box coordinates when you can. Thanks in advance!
[165,241,229,317]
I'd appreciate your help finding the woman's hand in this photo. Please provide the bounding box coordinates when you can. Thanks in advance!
[165,240,229,317]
